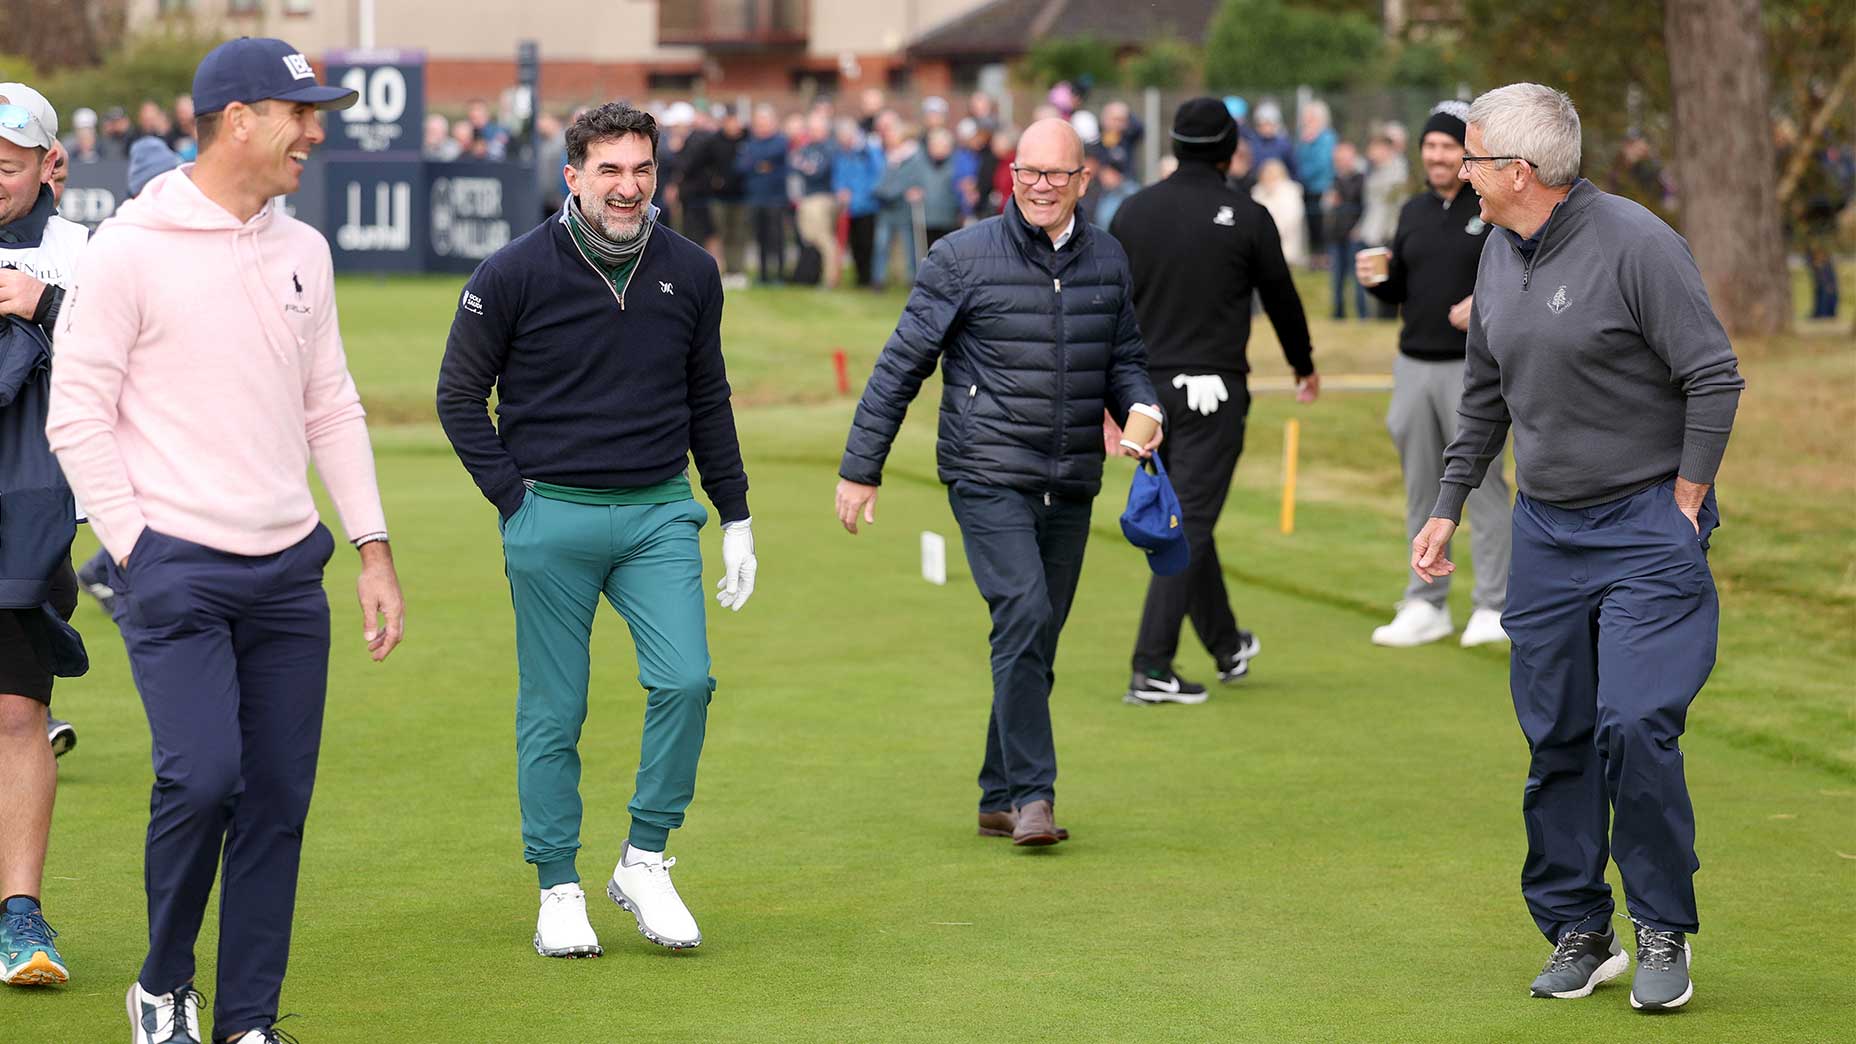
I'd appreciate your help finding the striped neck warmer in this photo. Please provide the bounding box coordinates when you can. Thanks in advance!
[561,195,658,267]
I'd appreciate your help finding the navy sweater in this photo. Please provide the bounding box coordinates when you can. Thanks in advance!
[436,214,750,523]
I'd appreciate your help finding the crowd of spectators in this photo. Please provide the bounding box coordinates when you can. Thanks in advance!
[57,93,199,165]
[58,84,1849,318]
[492,86,1164,291]
[517,85,1436,306]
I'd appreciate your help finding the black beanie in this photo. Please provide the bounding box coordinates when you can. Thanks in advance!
[1171,97,1238,163]
[1421,100,1469,146]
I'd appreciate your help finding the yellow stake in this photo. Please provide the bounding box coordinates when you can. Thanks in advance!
[1280,418,1300,535]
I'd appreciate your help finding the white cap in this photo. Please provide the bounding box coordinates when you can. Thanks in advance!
[1070,109,1100,144]
[73,106,97,130]
[0,82,58,150]
[664,101,695,127]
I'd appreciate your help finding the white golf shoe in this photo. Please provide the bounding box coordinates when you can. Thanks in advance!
[1460,607,1509,647]
[534,883,602,958]
[607,844,701,950]
[1371,600,1453,647]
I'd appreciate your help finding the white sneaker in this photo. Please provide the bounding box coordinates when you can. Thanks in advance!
[534,883,602,958]
[127,980,204,1044]
[1460,607,1509,647]
[1371,601,1453,647]
[607,844,701,949]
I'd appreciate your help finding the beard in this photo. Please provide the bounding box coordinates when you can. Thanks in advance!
[579,189,648,242]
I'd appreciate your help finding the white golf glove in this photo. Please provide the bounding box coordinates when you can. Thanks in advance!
[1172,373,1230,416]
[716,517,757,612]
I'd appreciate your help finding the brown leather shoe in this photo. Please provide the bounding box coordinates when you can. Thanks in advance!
[1011,800,1060,846]
[978,808,1069,841]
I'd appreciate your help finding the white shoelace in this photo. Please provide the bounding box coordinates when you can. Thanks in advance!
[1545,930,1607,971]
[630,856,682,899]
[1632,920,1682,970]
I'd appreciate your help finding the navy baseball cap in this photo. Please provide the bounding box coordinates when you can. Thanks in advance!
[192,37,357,116]
[1120,452,1189,577]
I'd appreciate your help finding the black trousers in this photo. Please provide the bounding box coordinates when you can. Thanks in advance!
[1132,373,1250,673]
[751,204,786,282]
[848,214,876,287]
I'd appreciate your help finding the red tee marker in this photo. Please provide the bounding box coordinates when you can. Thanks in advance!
[833,348,850,396]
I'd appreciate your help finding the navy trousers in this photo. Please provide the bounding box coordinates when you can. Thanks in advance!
[1504,480,1718,942]
[946,483,1093,812]
[110,525,335,1037]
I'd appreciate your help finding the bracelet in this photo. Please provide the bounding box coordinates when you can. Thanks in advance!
[352,532,390,549]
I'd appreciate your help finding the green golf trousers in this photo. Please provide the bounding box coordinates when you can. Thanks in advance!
[501,490,714,888]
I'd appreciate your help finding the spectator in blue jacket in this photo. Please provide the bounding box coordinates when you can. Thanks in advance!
[871,116,930,288]
[735,104,789,283]
[951,118,983,221]
[831,118,883,287]
[1293,100,1337,268]
[1250,101,1296,180]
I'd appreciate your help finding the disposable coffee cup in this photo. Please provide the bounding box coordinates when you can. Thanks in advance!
[1119,404,1162,454]
[1358,247,1391,286]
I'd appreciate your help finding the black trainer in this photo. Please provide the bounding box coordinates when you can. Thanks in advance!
[1529,925,1629,999]
[46,718,76,759]
[1125,668,1208,705]
[1215,630,1261,682]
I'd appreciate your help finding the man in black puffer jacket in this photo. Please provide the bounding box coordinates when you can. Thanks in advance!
[836,118,1162,848]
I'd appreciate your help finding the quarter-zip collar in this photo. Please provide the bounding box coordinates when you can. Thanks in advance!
[1501,177,1598,274]
[559,202,656,310]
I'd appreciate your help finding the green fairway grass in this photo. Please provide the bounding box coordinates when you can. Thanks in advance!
[4,275,1850,1041]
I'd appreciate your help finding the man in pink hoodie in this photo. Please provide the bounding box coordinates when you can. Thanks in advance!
[45,38,404,1044]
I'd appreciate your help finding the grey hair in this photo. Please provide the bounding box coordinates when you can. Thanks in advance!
[1468,83,1582,187]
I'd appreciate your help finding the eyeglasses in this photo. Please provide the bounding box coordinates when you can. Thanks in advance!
[0,104,39,131]
[1460,154,1537,171]
[1012,164,1084,188]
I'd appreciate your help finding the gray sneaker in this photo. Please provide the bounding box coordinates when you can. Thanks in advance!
[1530,926,1629,998]
[1629,921,1693,1011]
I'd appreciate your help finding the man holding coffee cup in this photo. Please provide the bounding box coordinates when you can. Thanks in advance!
[439,103,755,954]
[1359,100,1510,649]
[1106,97,1318,704]
[836,118,1162,846]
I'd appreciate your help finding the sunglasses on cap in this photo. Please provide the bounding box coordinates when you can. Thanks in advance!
[0,104,40,131]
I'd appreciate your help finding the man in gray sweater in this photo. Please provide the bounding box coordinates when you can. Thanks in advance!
[1410,84,1743,1013]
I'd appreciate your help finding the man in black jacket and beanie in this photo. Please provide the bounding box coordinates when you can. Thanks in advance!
[1107,97,1318,704]
[1361,100,1510,650]
[835,118,1163,847]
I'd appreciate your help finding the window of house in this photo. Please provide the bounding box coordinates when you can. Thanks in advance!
[158,0,194,14]
[283,0,314,14]
[227,0,261,14]
[647,72,701,93]
[791,69,839,97]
